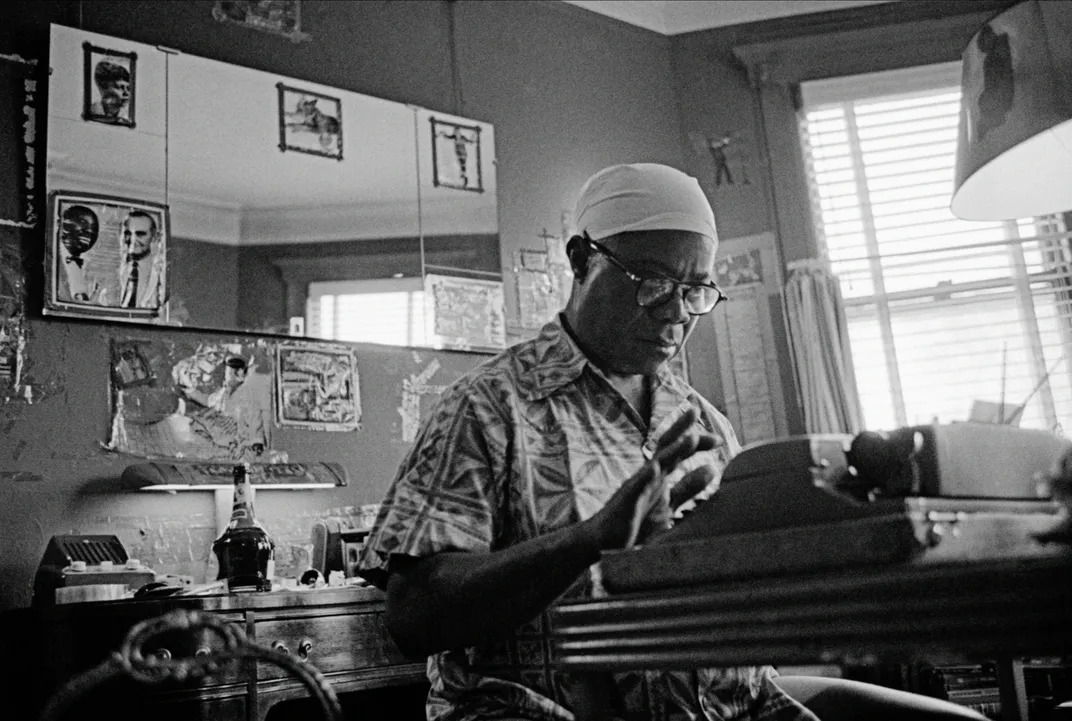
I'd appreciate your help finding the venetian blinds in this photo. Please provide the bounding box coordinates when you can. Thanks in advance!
[799,62,1072,433]
[306,278,429,347]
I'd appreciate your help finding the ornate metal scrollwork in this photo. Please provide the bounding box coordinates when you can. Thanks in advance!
[40,608,342,721]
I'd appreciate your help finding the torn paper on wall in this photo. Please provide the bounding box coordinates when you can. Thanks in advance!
[0,318,26,400]
[275,342,361,431]
[107,338,283,462]
[398,358,448,443]
[514,233,573,334]
[516,268,557,331]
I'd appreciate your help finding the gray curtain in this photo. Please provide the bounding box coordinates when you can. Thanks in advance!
[785,259,863,434]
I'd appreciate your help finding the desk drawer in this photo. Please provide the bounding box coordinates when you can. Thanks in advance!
[255,611,409,679]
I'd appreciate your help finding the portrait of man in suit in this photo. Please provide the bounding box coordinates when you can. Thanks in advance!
[118,210,166,311]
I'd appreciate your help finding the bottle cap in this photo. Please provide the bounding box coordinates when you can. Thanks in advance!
[99,560,114,571]
[126,559,142,569]
[69,561,87,572]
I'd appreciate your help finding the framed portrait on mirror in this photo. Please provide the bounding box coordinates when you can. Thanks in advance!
[44,191,170,322]
[431,117,483,193]
[82,42,136,128]
[277,83,343,160]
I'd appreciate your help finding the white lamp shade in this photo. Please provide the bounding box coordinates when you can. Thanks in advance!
[952,0,1072,221]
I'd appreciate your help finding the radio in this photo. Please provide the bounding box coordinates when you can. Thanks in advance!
[32,535,157,606]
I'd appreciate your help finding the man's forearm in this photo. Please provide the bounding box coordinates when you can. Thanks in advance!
[385,520,602,657]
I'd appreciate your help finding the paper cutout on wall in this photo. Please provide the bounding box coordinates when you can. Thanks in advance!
[0,318,27,401]
[108,338,282,461]
[275,343,361,431]
[425,273,505,350]
[398,357,450,443]
[689,130,754,188]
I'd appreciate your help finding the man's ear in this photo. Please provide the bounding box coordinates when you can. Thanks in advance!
[566,235,590,282]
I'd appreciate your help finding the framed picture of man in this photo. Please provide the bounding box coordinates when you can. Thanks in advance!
[82,42,136,128]
[44,191,169,322]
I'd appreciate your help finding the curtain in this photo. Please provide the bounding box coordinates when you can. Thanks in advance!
[785,259,864,434]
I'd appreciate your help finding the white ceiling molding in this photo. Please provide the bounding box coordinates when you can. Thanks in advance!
[563,0,672,34]
[562,0,897,35]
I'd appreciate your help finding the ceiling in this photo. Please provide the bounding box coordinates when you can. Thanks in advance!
[562,0,897,35]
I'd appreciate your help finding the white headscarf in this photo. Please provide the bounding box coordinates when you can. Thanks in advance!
[572,163,718,247]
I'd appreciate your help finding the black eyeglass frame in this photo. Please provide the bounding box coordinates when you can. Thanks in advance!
[585,237,728,316]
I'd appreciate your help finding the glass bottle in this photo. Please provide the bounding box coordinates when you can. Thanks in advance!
[212,463,275,592]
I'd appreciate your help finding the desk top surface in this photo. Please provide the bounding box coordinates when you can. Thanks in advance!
[552,551,1072,670]
[4,583,386,621]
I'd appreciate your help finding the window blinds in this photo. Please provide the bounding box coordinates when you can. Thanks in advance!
[306,277,429,347]
[800,62,1072,433]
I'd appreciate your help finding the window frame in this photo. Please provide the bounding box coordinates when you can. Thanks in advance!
[306,276,427,347]
[799,66,1072,431]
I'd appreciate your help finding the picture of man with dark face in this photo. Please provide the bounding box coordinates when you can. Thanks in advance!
[57,204,101,303]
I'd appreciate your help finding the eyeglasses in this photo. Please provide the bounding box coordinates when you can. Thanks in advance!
[587,239,727,315]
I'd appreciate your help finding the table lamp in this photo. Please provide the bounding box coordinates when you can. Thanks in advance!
[951,0,1072,221]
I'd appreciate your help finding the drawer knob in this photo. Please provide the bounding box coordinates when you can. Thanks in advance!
[272,641,289,655]
[298,640,313,659]
[153,648,172,661]
[195,647,212,657]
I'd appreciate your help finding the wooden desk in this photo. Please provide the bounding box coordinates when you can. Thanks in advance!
[0,586,427,721]
[550,553,1072,720]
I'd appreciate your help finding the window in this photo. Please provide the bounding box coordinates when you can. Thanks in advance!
[800,62,1072,433]
[306,277,429,347]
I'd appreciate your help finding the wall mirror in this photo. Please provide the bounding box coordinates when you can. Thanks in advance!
[44,24,503,351]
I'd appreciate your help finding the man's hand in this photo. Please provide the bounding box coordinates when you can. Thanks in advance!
[584,407,717,550]
[384,407,722,657]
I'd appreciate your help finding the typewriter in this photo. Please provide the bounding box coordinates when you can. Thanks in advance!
[599,422,1072,593]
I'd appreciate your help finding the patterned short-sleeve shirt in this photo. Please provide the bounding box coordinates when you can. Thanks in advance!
[358,318,816,721]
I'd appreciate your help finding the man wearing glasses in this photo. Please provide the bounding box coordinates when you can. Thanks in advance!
[358,164,981,721]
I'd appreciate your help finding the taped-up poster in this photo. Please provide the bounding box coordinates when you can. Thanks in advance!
[108,338,282,462]
[0,318,27,401]
[276,343,361,431]
[425,273,505,351]
[516,268,557,330]
[515,235,573,331]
